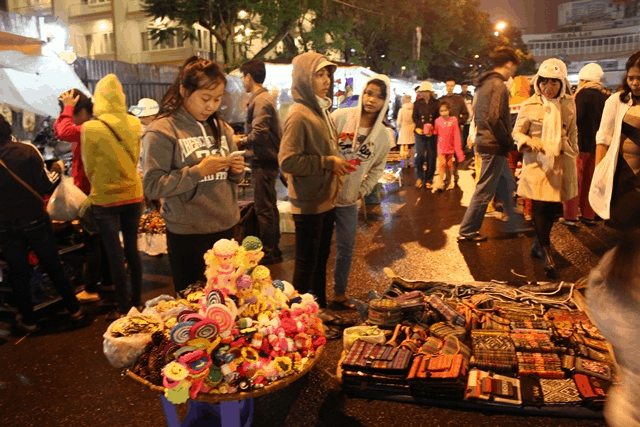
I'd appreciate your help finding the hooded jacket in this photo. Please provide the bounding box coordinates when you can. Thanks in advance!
[575,85,608,153]
[473,71,514,156]
[512,91,578,202]
[278,52,343,215]
[331,74,393,207]
[82,74,143,206]
[244,87,281,169]
[143,103,243,235]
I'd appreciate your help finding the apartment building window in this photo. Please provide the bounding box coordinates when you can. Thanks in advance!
[598,39,603,46]
[197,30,202,49]
[141,29,184,52]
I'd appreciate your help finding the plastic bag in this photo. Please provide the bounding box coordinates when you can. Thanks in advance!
[102,308,163,368]
[47,175,87,221]
[142,294,192,321]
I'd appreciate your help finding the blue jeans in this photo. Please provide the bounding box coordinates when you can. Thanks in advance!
[292,209,335,308]
[414,134,437,183]
[0,215,80,324]
[92,202,143,312]
[333,204,358,297]
[459,152,517,237]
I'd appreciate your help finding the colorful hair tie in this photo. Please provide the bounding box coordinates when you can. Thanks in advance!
[190,319,219,340]
[206,289,225,307]
[170,321,197,344]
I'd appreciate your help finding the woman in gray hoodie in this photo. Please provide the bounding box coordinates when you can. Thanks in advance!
[143,57,245,292]
[278,52,352,311]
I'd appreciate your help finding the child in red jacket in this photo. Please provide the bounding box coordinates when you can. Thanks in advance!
[432,101,465,192]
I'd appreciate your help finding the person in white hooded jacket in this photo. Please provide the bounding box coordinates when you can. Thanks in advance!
[329,75,392,309]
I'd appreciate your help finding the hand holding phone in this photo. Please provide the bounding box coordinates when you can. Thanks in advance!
[230,150,246,157]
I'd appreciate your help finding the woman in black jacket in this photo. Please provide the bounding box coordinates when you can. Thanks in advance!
[0,115,85,332]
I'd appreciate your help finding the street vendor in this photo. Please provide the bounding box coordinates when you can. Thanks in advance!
[143,56,245,293]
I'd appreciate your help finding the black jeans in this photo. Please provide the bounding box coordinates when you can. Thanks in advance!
[92,202,143,313]
[425,136,438,184]
[252,166,281,259]
[166,226,236,294]
[82,232,112,293]
[0,215,80,324]
[292,209,335,308]
[531,200,562,247]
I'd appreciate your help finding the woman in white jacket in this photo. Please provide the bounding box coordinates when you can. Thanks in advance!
[589,50,640,229]
[396,94,415,166]
[329,75,392,309]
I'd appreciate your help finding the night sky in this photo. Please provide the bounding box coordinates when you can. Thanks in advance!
[480,0,566,34]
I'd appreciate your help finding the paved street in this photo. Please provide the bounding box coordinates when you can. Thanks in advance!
[0,162,616,427]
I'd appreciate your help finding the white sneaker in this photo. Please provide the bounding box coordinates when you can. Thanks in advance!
[76,290,100,303]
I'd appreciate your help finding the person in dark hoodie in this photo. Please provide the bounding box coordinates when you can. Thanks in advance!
[0,114,86,332]
[458,46,531,242]
[278,52,352,317]
[330,74,392,310]
[236,59,282,265]
[144,56,245,294]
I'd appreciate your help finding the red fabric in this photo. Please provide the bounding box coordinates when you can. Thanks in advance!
[433,116,464,161]
[563,152,596,220]
[53,105,91,194]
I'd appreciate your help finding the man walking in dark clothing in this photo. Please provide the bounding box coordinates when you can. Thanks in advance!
[412,81,440,188]
[458,47,531,242]
[238,59,283,264]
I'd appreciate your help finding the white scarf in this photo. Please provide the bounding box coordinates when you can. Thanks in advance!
[540,96,562,172]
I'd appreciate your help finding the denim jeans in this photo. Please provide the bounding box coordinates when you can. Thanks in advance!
[414,133,428,181]
[459,152,518,237]
[0,215,80,324]
[333,204,358,297]
[252,166,281,259]
[92,202,143,313]
[292,209,335,308]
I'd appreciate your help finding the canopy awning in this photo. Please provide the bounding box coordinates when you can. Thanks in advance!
[0,31,43,56]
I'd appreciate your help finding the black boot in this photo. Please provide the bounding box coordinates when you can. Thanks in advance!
[541,246,556,279]
[531,239,543,259]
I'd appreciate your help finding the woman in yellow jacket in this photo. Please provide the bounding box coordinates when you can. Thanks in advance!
[82,74,144,321]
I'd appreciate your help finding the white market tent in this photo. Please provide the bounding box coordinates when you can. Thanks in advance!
[0,49,91,118]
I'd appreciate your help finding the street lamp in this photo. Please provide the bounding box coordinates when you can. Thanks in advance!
[496,21,506,32]
[401,65,406,77]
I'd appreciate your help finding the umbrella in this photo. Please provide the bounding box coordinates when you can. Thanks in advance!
[0,49,91,118]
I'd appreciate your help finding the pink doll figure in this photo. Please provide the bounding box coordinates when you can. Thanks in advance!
[235,274,253,300]
[205,239,239,293]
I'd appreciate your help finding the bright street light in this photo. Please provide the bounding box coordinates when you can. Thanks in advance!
[494,31,500,36]
[496,21,506,31]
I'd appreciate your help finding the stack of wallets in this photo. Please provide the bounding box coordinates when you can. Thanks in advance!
[465,368,522,406]
[406,353,469,399]
[470,330,517,373]
[516,352,564,379]
[368,298,403,328]
[341,340,413,393]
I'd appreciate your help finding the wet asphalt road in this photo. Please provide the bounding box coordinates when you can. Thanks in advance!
[0,162,617,427]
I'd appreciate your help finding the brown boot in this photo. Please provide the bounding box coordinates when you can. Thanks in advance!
[541,246,556,279]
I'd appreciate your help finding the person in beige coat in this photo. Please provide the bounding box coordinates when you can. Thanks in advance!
[513,58,578,278]
[396,94,415,166]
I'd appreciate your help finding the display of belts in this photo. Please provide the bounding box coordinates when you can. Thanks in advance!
[338,269,615,418]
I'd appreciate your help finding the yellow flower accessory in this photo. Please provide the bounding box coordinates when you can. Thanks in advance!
[273,356,292,374]
[242,347,259,362]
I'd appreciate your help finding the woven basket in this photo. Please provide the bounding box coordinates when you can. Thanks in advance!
[126,345,324,404]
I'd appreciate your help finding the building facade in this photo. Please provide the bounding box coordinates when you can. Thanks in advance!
[522,0,640,88]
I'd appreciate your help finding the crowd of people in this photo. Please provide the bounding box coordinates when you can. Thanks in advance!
[1,46,640,423]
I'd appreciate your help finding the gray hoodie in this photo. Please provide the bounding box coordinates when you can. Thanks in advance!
[278,52,343,215]
[332,74,392,207]
[143,107,244,234]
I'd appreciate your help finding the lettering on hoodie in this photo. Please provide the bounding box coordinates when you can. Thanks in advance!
[178,134,231,182]
[337,128,373,162]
